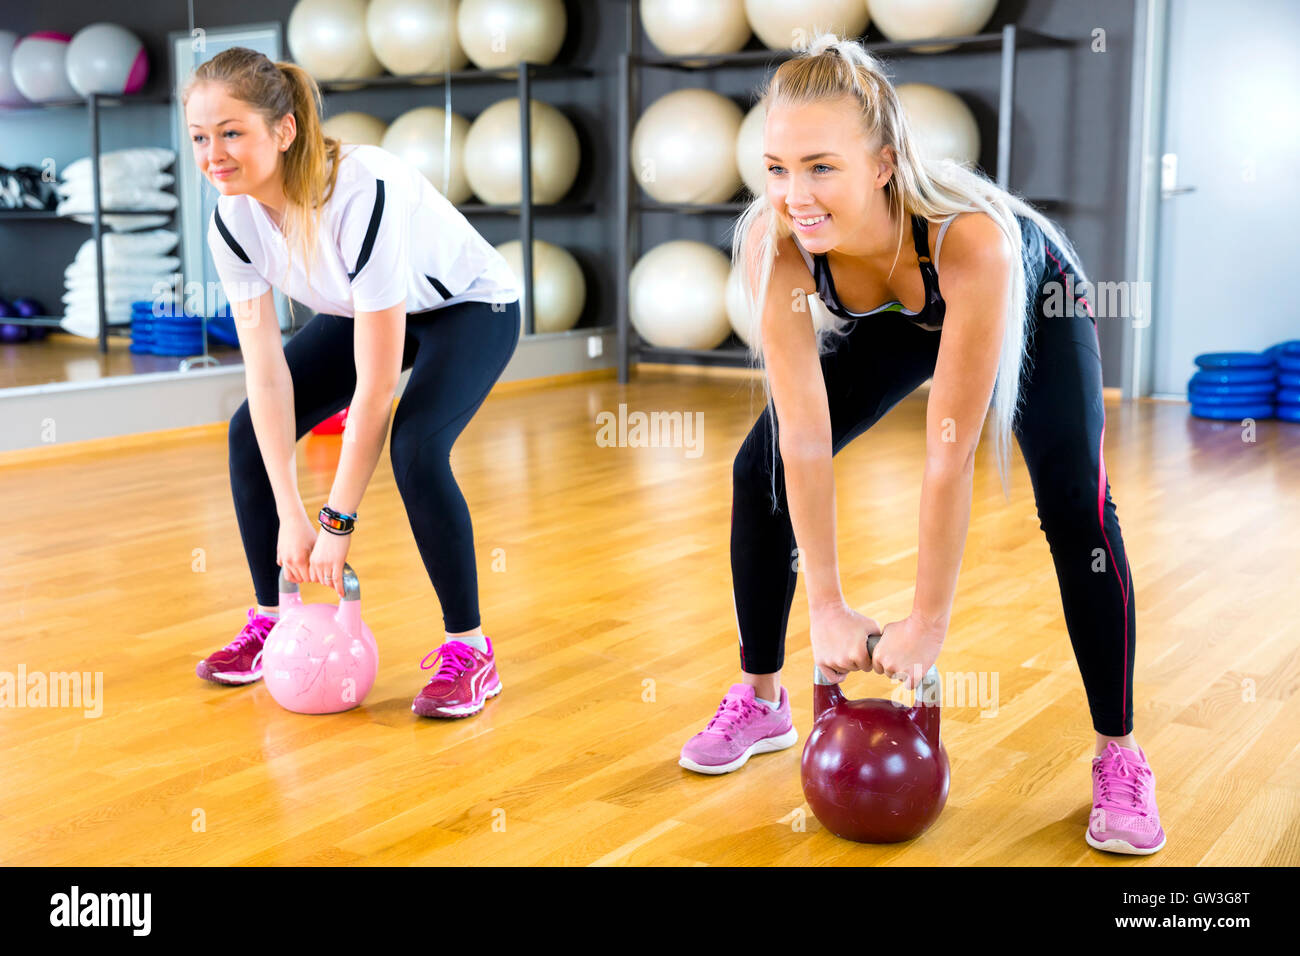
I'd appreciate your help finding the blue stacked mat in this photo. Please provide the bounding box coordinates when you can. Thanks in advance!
[1267,340,1300,423]
[1188,351,1276,420]
[131,301,237,356]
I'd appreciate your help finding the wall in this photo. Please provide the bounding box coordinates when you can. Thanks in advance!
[0,0,1138,384]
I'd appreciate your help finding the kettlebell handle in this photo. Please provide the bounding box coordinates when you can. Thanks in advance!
[814,632,941,705]
[277,562,361,602]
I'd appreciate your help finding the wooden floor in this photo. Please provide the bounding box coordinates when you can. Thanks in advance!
[0,332,243,389]
[2,367,1298,866]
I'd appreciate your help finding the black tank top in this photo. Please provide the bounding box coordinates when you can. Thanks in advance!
[801,214,950,332]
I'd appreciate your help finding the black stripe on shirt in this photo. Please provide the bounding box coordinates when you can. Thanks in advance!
[348,178,385,280]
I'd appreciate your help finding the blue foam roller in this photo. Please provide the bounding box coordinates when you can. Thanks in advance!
[1277,388,1300,404]
[1190,368,1276,386]
[1191,403,1274,420]
[1278,371,1300,387]
[1277,355,1300,373]
[1266,340,1300,356]
[1187,380,1276,397]
[1278,404,1300,422]
[1194,351,1274,370]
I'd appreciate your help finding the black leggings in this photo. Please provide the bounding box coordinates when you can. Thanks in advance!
[731,267,1136,737]
[229,299,521,632]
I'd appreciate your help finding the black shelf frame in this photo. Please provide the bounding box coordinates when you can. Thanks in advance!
[319,62,597,337]
[0,91,175,353]
[615,4,1078,382]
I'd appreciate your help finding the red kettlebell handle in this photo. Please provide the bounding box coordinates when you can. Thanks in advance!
[813,633,943,746]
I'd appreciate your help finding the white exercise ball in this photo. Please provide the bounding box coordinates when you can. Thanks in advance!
[11,33,77,102]
[366,0,468,76]
[640,0,751,57]
[725,262,759,348]
[744,0,870,51]
[381,106,472,203]
[896,82,980,166]
[868,0,999,53]
[287,0,383,83]
[457,0,567,71]
[632,89,743,204]
[66,23,148,97]
[323,110,389,147]
[736,101,767,197]
[630,240,733,350]
[0,32,29,106]
[464,97,580,204]
[495,239,586,334]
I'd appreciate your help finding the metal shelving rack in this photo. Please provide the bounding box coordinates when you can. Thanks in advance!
[319,62,595,337]
[616,5,1075,383]
[0,91,175,354]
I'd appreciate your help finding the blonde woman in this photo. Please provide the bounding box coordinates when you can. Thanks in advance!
[188,48,519,719]
[679,36,1163,855]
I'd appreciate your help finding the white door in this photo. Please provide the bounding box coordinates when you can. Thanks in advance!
[1150,0,1300,397]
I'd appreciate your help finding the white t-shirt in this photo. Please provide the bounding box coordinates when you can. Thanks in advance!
[207,143,519,317]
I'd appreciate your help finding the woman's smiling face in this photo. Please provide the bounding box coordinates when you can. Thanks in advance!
[763,96,893,255]
[185,82,292,198]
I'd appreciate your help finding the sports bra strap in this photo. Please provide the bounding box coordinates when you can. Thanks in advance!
[911,214,946,326]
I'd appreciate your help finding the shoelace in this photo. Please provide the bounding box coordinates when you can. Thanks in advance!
[1094,746,1152,813]
[701,695,763,741]
[226,611,274,655]
[420,642,476,682]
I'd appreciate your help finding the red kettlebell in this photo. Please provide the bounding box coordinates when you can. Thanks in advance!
[311,406,349,435]
[800,633,950,843]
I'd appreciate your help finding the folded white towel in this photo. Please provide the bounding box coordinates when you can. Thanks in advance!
[61,213,172,231]
[57,171,175,193]
[65,256,181,280]
[58,191,178,216]
[73,230,179,261]
[61,147,176,182]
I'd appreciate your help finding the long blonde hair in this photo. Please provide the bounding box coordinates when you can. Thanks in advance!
[732,33,1087,502]
[183,46,341,325]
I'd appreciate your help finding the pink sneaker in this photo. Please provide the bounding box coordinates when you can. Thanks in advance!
[196,608,276,685]
[1087,741,1166,855]
[679,683,798,774]
[412,638,501,718]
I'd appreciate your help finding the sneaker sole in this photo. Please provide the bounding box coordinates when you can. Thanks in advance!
[678,726,799,775]
[1086,829,1166,855]
[412,681,502,719]
[196,662,263,685]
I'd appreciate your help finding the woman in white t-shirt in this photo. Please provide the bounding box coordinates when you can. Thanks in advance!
[187,47,519,719]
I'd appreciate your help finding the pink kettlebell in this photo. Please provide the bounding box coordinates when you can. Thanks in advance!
[262,563,378,714]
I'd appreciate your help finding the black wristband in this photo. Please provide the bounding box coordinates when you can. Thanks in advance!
[319,505,357,535]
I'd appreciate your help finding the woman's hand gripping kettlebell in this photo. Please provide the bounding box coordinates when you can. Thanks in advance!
[810,599,882,684]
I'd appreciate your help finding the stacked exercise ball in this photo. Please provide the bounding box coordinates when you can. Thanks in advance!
[288,0,568,82]
[464,98,579,205]
[366,0,467,77]
[630,241,733,350]
[745,0,870,51]
[896,83,981,166]
[632,89,744,204]
[381,106,473,204]
[636,1,1002,57]
[495,240,586,334]
[458,0,567,71]
[323,110,390,147]
[639,0,751,57]
[869,0,1000,53]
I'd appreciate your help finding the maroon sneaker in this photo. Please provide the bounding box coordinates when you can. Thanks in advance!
[196,608,276,685]
[412,638,501,718]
